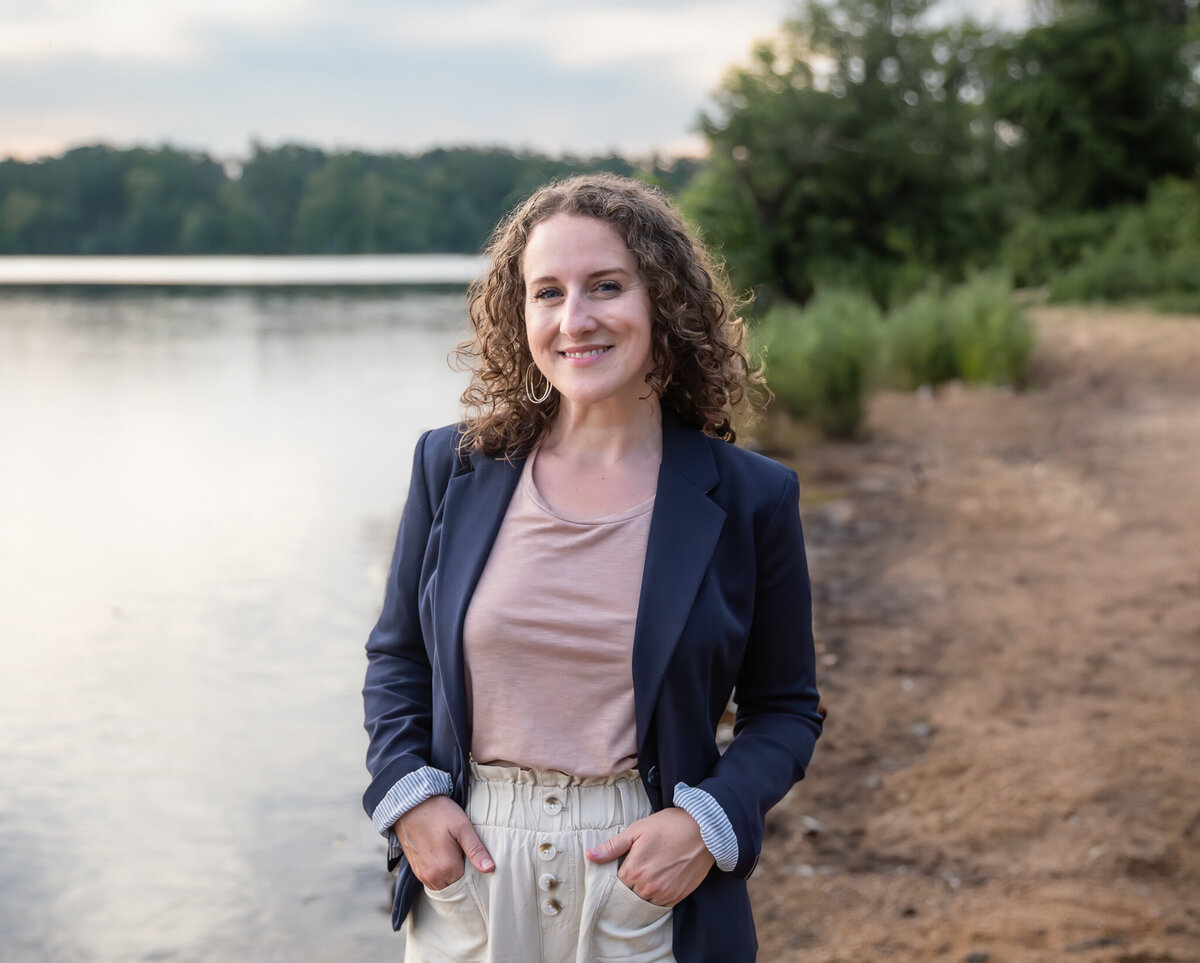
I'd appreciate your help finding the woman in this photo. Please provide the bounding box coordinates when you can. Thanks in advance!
[363,174,822,962]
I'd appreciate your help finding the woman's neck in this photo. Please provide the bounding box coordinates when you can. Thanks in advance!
[542,396,662,465]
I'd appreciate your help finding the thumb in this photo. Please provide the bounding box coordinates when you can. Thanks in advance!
[452,821,495,873]
[586,828,633,864]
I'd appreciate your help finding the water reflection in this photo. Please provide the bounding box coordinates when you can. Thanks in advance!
[0,290,467,961]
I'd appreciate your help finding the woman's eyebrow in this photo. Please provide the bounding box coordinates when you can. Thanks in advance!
[526,266,633,287]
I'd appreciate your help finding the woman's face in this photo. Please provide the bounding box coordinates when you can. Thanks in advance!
[522,213,655,416]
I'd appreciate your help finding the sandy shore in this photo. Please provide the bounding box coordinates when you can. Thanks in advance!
[755,306,1200,962]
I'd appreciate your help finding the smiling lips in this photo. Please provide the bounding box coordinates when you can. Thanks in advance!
[561,346,612,360]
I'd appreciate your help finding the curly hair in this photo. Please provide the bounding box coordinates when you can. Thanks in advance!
[454,172,762,458]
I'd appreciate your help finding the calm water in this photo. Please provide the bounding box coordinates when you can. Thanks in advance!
[0,289,470,962]
[0,255,487,286]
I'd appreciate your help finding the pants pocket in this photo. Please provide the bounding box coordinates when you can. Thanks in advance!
[405,868,489,963]
[588,872,675,962]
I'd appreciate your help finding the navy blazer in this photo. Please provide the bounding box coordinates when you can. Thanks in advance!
[363,407,823,962]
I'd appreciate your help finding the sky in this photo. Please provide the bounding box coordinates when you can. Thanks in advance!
[1,0,1034,162]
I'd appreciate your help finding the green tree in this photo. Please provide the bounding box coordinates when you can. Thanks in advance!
[0,189,43,253]
[239,143,326,251]
[685,0,1003,307]
[120,147,227,253]
[39,146,129,253]
[989,0,1200,211]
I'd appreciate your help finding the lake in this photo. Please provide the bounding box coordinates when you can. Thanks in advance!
[0,255,487,287]
[0,286,470,961]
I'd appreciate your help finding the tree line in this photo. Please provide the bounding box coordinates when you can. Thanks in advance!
[0,145,698,256]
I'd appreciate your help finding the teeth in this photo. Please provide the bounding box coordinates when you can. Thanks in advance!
[563,348,608,358]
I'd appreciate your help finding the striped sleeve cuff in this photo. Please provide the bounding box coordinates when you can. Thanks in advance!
[673,782,739,872]
[370,765,453,835]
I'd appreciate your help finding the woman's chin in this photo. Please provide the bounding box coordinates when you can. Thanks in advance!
[553,387,656,415]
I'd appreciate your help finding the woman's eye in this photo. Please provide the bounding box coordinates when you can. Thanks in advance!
[532,287,562,300]
[595,280,621,294]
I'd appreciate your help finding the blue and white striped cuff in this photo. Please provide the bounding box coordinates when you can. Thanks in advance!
[370,765,453,835]
[673,782,739,872]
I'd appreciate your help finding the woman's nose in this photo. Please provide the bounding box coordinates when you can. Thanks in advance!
[561,291,597,337]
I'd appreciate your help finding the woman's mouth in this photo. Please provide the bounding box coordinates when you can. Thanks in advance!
[560,346,612,360]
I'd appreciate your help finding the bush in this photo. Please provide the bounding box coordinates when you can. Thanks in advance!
[887,273,1033,388]
[1002,208,1123,289]
[885,282,959,389]
[1048,178,1200,307]
[948,273,1034,384]
[756,278,1030,439]
[756,290,883,438]
[1050,246,1155,303]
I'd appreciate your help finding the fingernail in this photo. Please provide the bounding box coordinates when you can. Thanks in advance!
[480,858,494,871]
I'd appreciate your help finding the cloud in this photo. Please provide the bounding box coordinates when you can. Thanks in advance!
[2,0,789,91]
[1,0,792,158]
[0,0,318,62]
[388,0,788,90]
[0,26,710,159]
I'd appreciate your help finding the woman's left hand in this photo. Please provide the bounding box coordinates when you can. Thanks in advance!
[585,808,715,906]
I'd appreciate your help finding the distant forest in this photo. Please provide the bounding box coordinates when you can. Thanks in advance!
[0,145,700,255]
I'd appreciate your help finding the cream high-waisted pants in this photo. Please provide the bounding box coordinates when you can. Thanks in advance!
[403,762,676,963]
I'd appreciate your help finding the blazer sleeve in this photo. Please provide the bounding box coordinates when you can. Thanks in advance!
[691,468,823,878]
[362,428,447,818]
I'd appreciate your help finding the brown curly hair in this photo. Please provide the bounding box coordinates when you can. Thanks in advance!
[455,172,762,458]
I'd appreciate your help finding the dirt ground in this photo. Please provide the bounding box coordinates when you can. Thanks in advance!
[752,306,1200,962]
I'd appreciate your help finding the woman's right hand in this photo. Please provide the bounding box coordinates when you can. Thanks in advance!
[393,795,495,890]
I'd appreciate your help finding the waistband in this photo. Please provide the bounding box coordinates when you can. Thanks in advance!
[467,762,649,831]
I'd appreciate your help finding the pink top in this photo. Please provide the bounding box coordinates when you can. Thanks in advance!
[462,447,654,776]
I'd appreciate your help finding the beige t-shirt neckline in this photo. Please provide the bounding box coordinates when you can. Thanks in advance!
[523,446,656,526]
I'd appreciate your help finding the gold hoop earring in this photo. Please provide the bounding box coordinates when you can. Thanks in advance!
[525,364,552,404]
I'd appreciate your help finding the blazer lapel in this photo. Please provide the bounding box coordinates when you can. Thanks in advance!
[434,448,525,753]
[632,411,726,757]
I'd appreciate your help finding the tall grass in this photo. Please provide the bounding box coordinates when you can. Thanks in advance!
[886,282,958,388]
[756,290,883,439]
[887,273,1033,388]
[758,275,1032,437]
